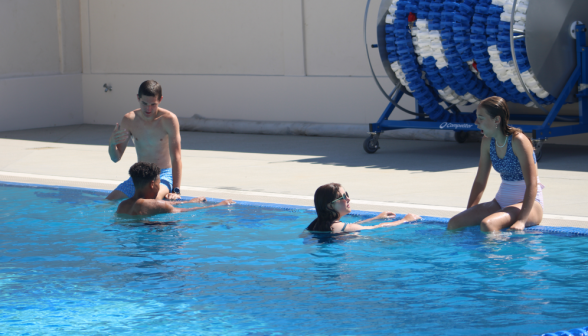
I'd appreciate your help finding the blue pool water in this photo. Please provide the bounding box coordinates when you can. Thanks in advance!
[1,183,587,335]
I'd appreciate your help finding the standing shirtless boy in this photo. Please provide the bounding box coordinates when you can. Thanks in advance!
[107,80,182,200]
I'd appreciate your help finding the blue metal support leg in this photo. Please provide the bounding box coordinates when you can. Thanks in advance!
[364,90,405,153]
[578,25,588,124]
[370,90,404,132]
[529,24,587,141]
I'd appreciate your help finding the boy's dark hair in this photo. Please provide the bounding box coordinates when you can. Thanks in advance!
[138,80,162,100]
[129,162,160,189]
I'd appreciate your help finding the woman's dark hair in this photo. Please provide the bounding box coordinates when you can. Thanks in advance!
[306,183,342,232]
[138,80,162,100]
[479,96,522,136]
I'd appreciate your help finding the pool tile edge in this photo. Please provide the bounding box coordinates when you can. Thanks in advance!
[3,180,588,236]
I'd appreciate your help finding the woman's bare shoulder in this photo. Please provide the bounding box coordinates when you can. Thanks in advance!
[512,132,529,142]
[329,221,346,233]
[512,132,532,149]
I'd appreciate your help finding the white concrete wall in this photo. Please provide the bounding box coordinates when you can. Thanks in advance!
[3,0,582,145]
[87,0,285,75]
[1,75,83,131]
[0,0,83,132]
[82,74,423,125]
[304,0,383,77]
[80,0,416,126]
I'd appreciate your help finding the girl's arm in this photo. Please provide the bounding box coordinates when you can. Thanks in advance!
[354,211,397,225]
[511,134,538,229]
[467,137,493,208]
[332,213,421,233]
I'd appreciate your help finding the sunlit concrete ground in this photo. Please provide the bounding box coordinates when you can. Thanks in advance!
[1,124,588,228]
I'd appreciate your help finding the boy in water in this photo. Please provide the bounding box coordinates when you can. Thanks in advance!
[108,80,183,201]
[117,162,234,216]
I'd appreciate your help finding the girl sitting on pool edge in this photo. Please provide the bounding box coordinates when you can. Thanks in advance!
[447,96,544,232]
[306,183,421,233]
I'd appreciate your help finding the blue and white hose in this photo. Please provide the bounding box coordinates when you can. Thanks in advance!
[383,0,559,122]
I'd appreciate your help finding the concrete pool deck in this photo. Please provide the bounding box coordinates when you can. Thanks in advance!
[1,124,588,228]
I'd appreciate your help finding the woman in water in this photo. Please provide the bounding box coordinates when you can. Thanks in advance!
[306,183,421,233]
[447,96,544,232]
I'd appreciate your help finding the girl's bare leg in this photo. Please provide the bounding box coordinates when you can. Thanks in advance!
[479,201,543,232]
[447,200,501,230]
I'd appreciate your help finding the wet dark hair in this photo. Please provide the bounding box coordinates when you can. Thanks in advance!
[479,96,522,136]
[306,183,342,232]
[129,162,160,189]
[138,80,162,100]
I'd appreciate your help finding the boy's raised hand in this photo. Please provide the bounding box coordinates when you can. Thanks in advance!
[109,123,130,146]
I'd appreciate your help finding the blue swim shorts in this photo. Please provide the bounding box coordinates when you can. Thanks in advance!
[114,168,173,198]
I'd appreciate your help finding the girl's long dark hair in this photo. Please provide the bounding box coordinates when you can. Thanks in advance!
[306,183,342,232]
[479,96,522,136]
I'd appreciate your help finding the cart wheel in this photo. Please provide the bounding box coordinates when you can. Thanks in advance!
[363,136,379,154]
[534,147,543,162]
[454,131,469,143]
[532,139,544,162]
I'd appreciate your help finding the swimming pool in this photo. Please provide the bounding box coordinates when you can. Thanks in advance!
[1,182,587,335]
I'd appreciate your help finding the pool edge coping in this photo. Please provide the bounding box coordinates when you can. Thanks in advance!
[3,180,588,236]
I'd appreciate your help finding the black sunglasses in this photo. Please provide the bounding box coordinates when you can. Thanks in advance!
[331,192,350,203]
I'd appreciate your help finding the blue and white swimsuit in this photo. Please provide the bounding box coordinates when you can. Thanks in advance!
[114,168,174,198]
[490,135,544,209]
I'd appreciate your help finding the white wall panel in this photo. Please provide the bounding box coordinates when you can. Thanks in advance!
[82,74,410,126]
[61,0,82,74]
[0,1,61,78]
[0,75,83,132]
[88,0,285,75]
[282,0,306,76]
[304,0,386,77]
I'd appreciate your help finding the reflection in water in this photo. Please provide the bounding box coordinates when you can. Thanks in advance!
[301,230,372,288]
[34,189,106,205]
[104,218,194,295]
[299,230,362,245]
[143,220,179,226]
[441,229,553,313]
